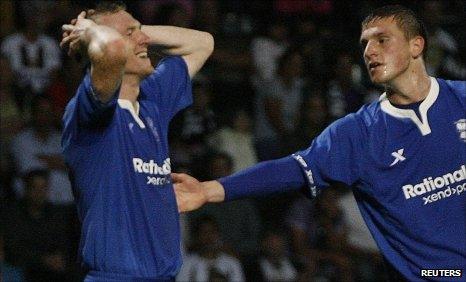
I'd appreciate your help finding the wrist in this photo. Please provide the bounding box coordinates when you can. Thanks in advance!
[203,180,225,203]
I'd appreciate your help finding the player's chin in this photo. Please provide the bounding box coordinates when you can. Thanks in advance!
[137,63,154,77]
[142,64,154,76]
[369,74,390,85]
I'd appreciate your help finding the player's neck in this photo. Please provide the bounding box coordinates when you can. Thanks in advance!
[120,74,141,107]
[385,65,431,105]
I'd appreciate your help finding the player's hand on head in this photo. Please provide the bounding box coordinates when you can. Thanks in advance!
[60,11,96,57]
[172,173,208,213]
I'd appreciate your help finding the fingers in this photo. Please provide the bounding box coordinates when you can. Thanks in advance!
[60,34,79,49]
[68,38,81,56]
[62,24,75,32]
[60,33,79,44]
[77,11,86,20]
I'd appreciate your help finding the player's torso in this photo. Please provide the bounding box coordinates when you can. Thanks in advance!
[355,79,465,276]
[75,96,180,276]
[359,79,465,213]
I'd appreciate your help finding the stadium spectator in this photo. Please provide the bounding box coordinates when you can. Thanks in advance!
[171,76,218,158]
[337,190,384,281]
[296,93,328,148]
[326,52,366,120]
[189,152,262,262]
[258,231,298,282]
[0,13,61,113]
[254,48,305,160]
[10,95,73,204]
[208,109,258,172]
[285,196,317,269]
[177,216,245,282]
[250,19,288,88]
[422,0,466,80]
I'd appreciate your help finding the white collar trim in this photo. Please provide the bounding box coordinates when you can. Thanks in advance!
[379,77,439,136]
[117,99,145,128]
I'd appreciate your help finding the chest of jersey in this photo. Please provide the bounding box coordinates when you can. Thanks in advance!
[112,99,173,188]
[361,83,466,212]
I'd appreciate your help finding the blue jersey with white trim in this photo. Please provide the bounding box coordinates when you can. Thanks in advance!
[293,77,466,281]
[62,56,192,279]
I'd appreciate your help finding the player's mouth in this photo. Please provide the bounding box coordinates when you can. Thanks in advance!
[136,51,148,59]
[369,62,383,71]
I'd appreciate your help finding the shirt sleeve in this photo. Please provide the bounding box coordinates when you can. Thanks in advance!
[62,71,119,147]
[291,114,363,198]
[140,56,192,122]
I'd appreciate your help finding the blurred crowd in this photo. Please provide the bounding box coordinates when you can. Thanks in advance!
[1,0,465,281]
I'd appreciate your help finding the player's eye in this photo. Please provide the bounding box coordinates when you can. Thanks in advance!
[379,37,388,44]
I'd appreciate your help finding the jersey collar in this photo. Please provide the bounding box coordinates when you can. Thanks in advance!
[118,99,145,128]
[379,77,439,136]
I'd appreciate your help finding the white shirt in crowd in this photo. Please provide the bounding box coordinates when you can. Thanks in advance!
[1,33,61,93]
[259,257,298,282]
[11,128,74,204]
[177,253,245,282]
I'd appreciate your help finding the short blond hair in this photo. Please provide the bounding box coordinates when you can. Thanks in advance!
[87,1,127,23]
[362,5,428,59]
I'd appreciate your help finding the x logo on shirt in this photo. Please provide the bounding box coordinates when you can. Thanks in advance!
[390,148,406,167]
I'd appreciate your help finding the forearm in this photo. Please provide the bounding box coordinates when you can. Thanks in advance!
[82,25,126,102]
[141,25,213,77]
[217,156,306,202]
[142,25,213,55]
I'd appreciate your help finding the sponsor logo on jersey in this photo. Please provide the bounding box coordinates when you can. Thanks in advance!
[133,157,171,186]
[402,165,466,205]
[455,119,466,142]
[390,148,406,166]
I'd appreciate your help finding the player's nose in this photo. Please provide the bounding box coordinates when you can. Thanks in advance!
[364,40,378,60]
[137,31,150,47]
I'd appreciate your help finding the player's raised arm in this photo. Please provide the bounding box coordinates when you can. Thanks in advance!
[141,25,214,78]
[61,11,127,103]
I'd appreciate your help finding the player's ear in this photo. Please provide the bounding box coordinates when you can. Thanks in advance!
[410,36,425,59]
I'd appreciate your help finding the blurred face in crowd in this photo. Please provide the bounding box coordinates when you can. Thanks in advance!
[96,10,153,78]
[25,175,49,206]
[262,233,286,259]
[269,23,288,42]
[232,110,252,133]
[336,53,353,82]
[210,156,233,178]
[193,84,211,110]
[197,220,222,253]
[360,17,421,85]
[306,95,327,125]
[281,52,304,79]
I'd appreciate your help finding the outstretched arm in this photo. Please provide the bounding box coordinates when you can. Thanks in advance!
[61,11,128,102]
[172,174,225,212]
[141,25,214,78]
[173,156,306,212]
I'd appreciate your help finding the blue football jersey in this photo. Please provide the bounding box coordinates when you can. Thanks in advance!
[62,56,192,280]
[292,77,466,281]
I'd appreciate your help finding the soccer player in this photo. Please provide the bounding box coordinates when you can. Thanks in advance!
[60,1,213,281]
[173,5,465,281]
